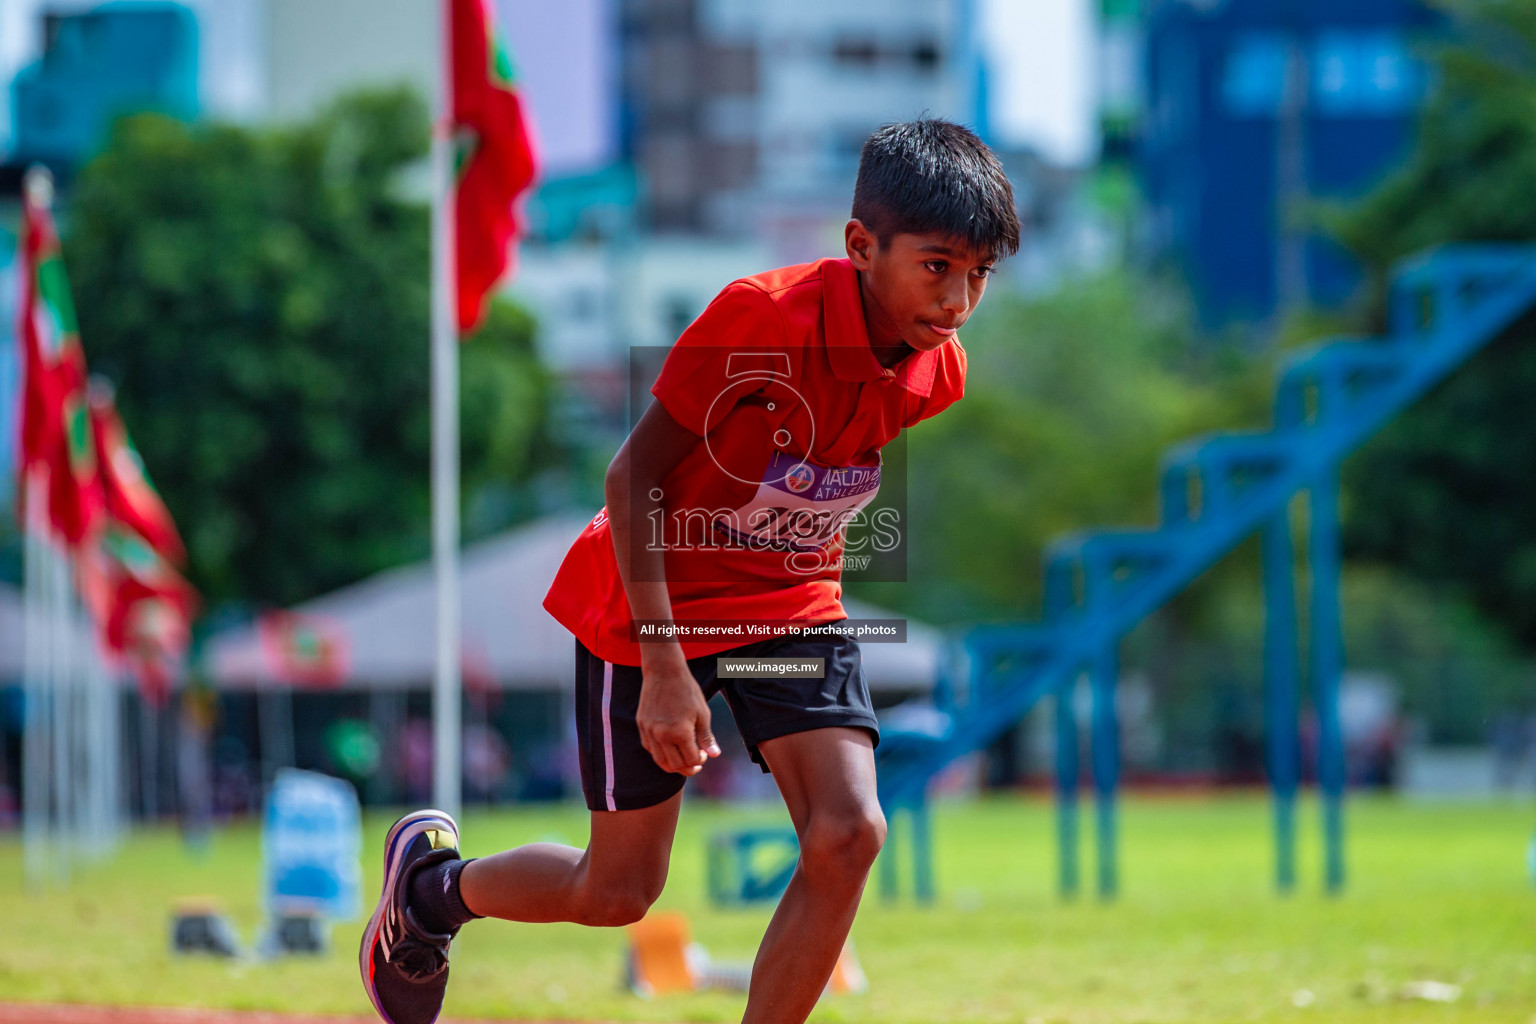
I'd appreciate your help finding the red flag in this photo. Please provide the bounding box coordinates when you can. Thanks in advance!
[17,173,65,476]
[17,171,105,547]
[121,598,190,707]
[78,523,199,705]
[82,526,198,647]
[15,170,191,704]
[45,368,104,547]
[257,611,351,687]
[451,0,538,334]
[89,382,187,565]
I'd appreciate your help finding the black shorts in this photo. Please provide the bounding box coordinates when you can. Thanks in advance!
[573,626,881,811]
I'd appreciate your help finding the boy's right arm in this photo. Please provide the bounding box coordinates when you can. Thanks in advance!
[605,399,722,777]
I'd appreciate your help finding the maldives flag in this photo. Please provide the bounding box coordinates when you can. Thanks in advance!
[17,174,66,476]
[257,610,351,687]
[78,523,198,704]
[452,0,538,334]
[18,172,105,547]
[45,374,104,546]
[90,384,187,565]
[82,525,198,650]
[121,596,191,706]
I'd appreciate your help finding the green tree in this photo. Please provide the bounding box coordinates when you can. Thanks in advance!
[63,88,553,608]
[1330,0,1536,648]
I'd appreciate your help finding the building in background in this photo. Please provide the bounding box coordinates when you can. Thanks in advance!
[615,0,759,235]
[0,0,266,158]
[8,2,198,171]
[261,0,436,119]
[618,0,986,258]
[1098,0,1143,163]
[1139,0,1438,329]
[260,0,616,178]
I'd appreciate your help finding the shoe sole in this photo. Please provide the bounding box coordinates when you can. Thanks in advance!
[359,809,460,1024]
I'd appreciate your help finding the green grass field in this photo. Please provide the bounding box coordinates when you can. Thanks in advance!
[1,794,1533,1023]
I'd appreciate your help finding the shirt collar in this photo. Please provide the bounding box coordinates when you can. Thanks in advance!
[821,257,940,398]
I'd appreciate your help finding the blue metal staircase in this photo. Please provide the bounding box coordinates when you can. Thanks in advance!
[874,245,1536,900]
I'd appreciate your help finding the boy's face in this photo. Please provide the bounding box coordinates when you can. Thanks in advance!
[844,220,997,353]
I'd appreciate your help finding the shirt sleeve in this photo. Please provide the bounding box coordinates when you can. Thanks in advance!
[902,338,968,427]
[650,281,788,437]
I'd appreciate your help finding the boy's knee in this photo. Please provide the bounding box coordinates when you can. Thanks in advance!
[583,892,653,928]
[579,875,664,927]
[799,808,886,880]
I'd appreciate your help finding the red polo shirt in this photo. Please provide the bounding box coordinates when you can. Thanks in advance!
[542,257,966,665]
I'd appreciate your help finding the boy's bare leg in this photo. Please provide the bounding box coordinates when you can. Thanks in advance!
[456,791,682,927]
[744,727,885,1024]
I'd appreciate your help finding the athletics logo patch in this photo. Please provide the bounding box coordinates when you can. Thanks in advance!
[783,463,815,493]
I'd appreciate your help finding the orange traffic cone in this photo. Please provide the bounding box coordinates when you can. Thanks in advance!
[825,939,868,995]
[626,912,700,996]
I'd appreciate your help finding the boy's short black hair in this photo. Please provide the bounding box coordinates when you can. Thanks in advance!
[852,118,1020,259]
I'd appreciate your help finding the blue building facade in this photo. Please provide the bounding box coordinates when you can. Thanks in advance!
[10,2,198,168]
[2,3,199,503]
[1139,0,1437,328]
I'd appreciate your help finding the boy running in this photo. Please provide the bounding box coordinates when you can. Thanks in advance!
[360,118,1019,1024]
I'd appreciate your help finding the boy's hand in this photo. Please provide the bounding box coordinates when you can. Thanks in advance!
[637,661,722,775]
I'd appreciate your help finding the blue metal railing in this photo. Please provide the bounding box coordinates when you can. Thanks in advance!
[875,245,1536,900]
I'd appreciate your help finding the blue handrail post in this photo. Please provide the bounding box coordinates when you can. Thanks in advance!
[1262,505,1301,894]
[1090,640,1120,900]
[1055,683,1080,899]
[1310,472,1346,895]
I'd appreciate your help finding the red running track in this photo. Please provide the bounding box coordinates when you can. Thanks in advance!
[0,1007,626,1024]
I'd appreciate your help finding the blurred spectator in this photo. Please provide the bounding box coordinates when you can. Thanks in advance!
[1340,673,1402,789]
[212,735,259,817]
[1491,712,1531,791]
[396,718,434,805]
[1213,681,1262,785]
[177,683,217,849]
[0,773,16,828]
[463,723,511,802]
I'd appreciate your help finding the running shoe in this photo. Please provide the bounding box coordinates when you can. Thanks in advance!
[359,809,462,1024]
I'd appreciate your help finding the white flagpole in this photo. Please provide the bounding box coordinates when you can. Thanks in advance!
[139,694,158,820]
[20,168,53,888]
[49,541,73,878]
[84,624,110,858]
[430,0,462,818]
[69,580,90,858]
[21,474,50,889]
[98,655,123,849]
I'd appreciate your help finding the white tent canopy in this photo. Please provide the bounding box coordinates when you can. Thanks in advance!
[205,514,946,693]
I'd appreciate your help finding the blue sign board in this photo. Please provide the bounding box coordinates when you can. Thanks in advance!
[262,768,362,922]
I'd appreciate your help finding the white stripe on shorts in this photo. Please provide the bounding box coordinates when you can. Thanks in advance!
[600,660,617,811]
